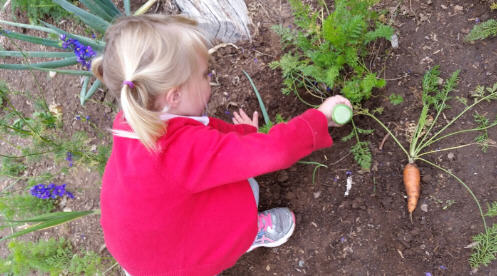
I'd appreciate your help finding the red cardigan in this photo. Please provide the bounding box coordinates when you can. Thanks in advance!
[100,109,332,275]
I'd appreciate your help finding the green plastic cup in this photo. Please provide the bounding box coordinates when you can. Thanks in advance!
[332,104,352,125]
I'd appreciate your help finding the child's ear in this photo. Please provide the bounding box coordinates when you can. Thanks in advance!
[164,88,181,108]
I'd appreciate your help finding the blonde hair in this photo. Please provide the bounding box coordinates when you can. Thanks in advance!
[92,15,209,150]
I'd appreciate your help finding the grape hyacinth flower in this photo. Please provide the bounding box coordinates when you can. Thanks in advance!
[30,183,74,199]
[60,34,96,70]
[66,151,73,167]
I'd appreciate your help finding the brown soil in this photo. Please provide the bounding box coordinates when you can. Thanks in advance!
[1,0,497,275]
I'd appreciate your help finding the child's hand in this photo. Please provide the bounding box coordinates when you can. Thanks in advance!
[318,95,353,127]
[233,108,259,130]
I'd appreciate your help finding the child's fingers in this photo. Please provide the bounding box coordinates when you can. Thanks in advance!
[233,111,242,124]
[239,108,250,120]
[252,111,258,126]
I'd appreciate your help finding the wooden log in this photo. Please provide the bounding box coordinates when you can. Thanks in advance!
[175,0,252,43]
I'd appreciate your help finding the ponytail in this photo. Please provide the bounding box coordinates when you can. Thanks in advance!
[120,81,166,151]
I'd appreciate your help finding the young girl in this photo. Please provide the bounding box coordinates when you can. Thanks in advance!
[93,14,351,275]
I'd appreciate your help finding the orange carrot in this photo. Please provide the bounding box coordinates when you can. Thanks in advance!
[403,163,421,221]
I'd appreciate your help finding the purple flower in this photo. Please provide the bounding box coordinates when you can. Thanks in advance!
[85,115,90,121]
[59,36,96,70]
[425,273,432,276]
[75,115,81,120]
[30,183,74,200]
[475,18,480,23]
[346,171,352,176]
[439,265,447,270]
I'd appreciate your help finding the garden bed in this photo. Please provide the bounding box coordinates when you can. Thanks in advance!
[0,0,496,275]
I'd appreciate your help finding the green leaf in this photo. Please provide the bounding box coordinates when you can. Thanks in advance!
[95,0,122,18]
[81,79,102,105]
[80,76,91,106]
[0,65,93,76]
[0,51,73,58]
[365,23,394,44]
[0,30,62,48]
[0,19,59,35]
[0,57,78,70]
[124,0,131,16]
[40,21,105,52]
[243,70,271,125]
[341,130,355,142]
[1,210,98,241]
[80,0,115,22]
[389,93,404,105]
[465,19,497,41]
[350,141,371,170]
[52,0,110,34]
[325,66,340,88]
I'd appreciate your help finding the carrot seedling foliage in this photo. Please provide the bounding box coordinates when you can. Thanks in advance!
[270,0,394,170]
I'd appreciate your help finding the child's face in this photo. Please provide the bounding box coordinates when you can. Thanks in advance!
[176,54,211,116]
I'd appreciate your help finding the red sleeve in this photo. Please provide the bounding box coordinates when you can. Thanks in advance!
[208,117,257,134]
[168,109,333,193]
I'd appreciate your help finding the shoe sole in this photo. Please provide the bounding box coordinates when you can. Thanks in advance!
[247,211,296,252]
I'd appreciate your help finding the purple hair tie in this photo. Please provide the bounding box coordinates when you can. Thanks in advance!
[123,80,135,89]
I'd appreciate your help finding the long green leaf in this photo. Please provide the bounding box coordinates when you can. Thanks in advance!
[40,21,105,52]
[242,70,271,125]
[0,19,59,35]
[52,0,110,34]
[0,51,73,58]
[0,210,97,241]
[134,0,158,15]
[0,65,93,76]
[96,0,122,18]
[81,79,102,105]
[0,30,62,48]
[80,76,91,105]
[80,0,114,22]
[0,57,78,69]
[124,0,131,16]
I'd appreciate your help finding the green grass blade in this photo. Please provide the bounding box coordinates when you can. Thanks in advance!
[80,0,115,22]
[81,79,102,105]
[52,0,110,34]
[40,21,105,52]
[80,76,91,105]
[242,70,271,125]
[95,0,122,18]
[0,57,78,69]
[0,19,58,35]
[0,30,62,48]
[0,210,97,241]
[0,65,93,76]
[134,0,158,15]
[124,0,131,16]
[0,51,73,58]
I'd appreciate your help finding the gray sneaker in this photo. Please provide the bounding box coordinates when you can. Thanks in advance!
[247,207,296,252]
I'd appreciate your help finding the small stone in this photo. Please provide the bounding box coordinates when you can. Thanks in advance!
[63,207,72,212]
[447,152,455,161]
[298,260,305,267]
[313,191,321,199]
[422,174,432,183]
[391,34,399,49]
[441,4,448,9]
[285,192,296,200]
[437,77,444,85]
[277,170,289,183]
[99,244,107,253]
[266,265,271,271]
[454,5,463,12]
[420,203,428,212]
[48,71,57,78]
